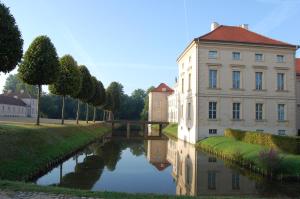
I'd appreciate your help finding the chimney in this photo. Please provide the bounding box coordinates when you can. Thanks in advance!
[240,24,249,30]
[211,22,219,31]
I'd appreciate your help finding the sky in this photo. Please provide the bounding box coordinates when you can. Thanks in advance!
[1,0,300,94]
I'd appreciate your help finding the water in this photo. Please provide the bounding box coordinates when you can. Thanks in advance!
[34,131,300,197]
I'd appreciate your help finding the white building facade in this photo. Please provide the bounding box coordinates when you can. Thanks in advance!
[177,23,299,143]
[168,82,179,123]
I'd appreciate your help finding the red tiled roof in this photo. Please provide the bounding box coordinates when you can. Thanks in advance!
[151,83,174,93]
[296,58,300,76]
[196,25,296,48]
[0,95,27,106]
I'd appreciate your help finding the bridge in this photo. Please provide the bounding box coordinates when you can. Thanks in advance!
[105,120,169,137]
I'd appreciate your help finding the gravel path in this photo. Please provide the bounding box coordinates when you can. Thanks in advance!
[0,191,103,199]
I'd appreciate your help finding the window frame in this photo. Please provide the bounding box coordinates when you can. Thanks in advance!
[232,71,241,89]
[208,102,217,119]
[232,52,241,60]
[277,73,285,91]
[278,104,285,121]
[255,103,263,121]
[255,72,263,90]
[232,102,241,120]
[255,53,264,62]
[209,69,218,89]
[276,55,284,63]
[208,50,218,59]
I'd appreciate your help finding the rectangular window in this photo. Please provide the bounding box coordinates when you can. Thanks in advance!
[181,104,183,119]
[208,50,217,59]
[232,52,240,60]
[188,73,191,91]
[208,171,216,190]
[208,102,217,119]
[277,73,284,91]
[277,55,284,63]
[232,103,240,120]
[255,53,263,61]
[209,129,217,135]
[278,104,285,121]
[278,130,286,136]
[232,71,240,89]
[181,78,184,93]
[209,70,217,89]
[208,157,217,162]
[187,102,191,120]
[232,173,240,190]
[255,72,263,90]
[255,103,263,120]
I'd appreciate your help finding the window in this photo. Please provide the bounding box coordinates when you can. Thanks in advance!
[232,52,240,60]
[181,78,184,93]
[278,130,286,136]
[277,73,285,91]
[277,55,284,63]
[181,104,183,119]
[208,171,216,190]
[209,102,217,119]
[208,157,217,162]
[278,104,285,121]
[255,53,263,61]
[189,56,192,63]
[187,103,191,120]
[208,50,217,59]
[188,73,191,91]
[209,129,217,135]
[255,103,263,120]
[232,71,240,89]
[209,70,217,89]
[232,173,240,190]
[232,103,240,120]
[255,72,263,90]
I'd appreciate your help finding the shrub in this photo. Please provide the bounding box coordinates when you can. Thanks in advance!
[259,148,283,175]
[225,129,300,154]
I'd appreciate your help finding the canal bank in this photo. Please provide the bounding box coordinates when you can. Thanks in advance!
[0,122,111,181]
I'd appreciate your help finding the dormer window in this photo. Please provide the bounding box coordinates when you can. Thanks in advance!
[208,50,218,59]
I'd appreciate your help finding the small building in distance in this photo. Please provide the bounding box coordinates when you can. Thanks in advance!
[0,90,37,118]
[148,83,174,122]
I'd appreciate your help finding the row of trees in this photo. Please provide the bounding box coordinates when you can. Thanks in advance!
[0,2,122,125]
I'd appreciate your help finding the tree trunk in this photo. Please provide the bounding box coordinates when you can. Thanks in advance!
[36,85,41,125]
[61,95,65,125]
[86,103,89,123]
[76,99,80,124]
[93,107,96,123]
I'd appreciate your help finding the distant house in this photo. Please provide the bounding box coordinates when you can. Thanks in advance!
[0,90,37,118]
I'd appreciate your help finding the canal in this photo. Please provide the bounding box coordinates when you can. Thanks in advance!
[33,130,300,198]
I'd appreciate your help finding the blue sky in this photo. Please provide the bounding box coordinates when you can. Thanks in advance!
[1,0,300,94]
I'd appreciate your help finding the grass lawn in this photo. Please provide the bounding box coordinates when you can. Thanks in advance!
[163,123,178,139]
[0,122,111,181]
[0,180,269,199]
[196,136,300,175]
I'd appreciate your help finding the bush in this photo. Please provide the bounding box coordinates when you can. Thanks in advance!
[225,129,300,154]
[259,148,283,174]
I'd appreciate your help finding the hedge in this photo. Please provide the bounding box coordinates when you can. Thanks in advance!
[224,129,300,154]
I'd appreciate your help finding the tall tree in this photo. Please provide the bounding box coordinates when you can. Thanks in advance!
[49,55,81,125]
[105,82,124,119]
[73,65,94,124]
[3,74,38,97]
[18,35,59,125]
[88,79,106,123]
[140,86,155,120]
[0,2,23,74]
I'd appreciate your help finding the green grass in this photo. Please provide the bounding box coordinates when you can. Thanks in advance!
[196,136,300,175]
[0,180,268,199]
[0,122,111,181]
[162,123,178,139]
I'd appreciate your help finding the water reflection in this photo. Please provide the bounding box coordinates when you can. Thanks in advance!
[35,135,300,197]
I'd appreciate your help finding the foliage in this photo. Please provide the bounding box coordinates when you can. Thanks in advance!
[0,123,111,181]
[49,55,81,97]
[2,74,38,97]
[74,65,94,102]
[105,82,124,115]
[196,136,300,175]
[224,129,300,154]
[88,77,105,107]
[140,86,155,120]
[259,148,283,174]
[18,35,59,85]
[0,2,23,73]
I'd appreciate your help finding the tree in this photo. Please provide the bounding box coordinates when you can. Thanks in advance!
[3,74,38,97]
[73,65,94,124]
[49,55,81,125]
[18,35,59,125]
[140,86,155,120]
[0,2,23,74]
[88,79,106,123]
[105,82,124,119]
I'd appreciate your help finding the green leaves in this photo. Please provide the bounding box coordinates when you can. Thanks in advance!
[18,35,59,85]
[0,2,23,73]
[49,55,81,97]
[74,65,95,102]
